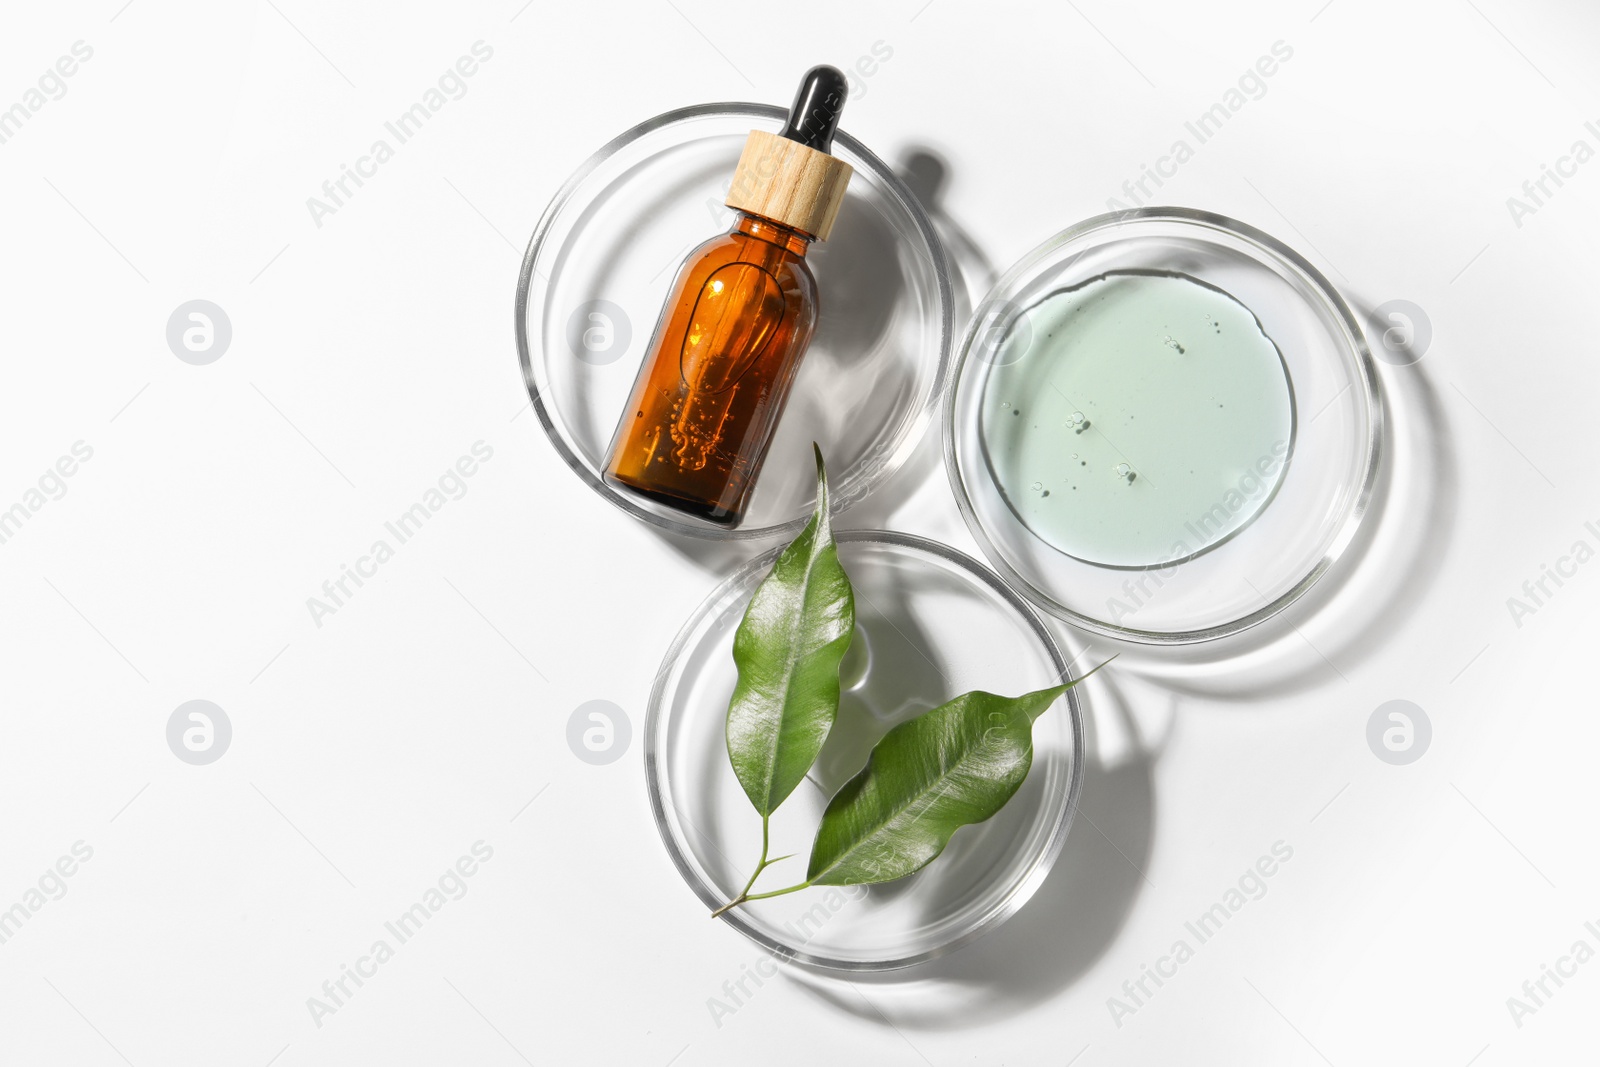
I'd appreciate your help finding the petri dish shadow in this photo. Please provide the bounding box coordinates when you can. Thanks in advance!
[793,562,952,910]
[804,549,1056,917]
[780,670,1157,1028]
[674,533,1093,964]
[1108,296,1456,701]
[680,542,962,897]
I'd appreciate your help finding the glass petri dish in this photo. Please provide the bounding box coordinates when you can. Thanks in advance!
[517,104,953,541]
[644,530,1084,970]
[945,209,1381,643]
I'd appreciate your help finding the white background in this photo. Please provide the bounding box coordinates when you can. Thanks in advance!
[2,0,1598,1064]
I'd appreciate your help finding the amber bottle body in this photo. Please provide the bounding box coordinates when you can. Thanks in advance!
[604,213,818,526]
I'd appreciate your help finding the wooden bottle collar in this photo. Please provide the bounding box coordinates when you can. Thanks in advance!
[724,129,853,242]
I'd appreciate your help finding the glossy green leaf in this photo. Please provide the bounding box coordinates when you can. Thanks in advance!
[725,445,855,817]
[805,681,1078,887]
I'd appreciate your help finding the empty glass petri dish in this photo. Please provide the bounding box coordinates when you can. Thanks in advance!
[946,209,1380,643]
[517,104,953,540]
[644,531,1084,970]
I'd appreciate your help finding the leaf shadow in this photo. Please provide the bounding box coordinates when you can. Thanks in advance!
[801,547,982,908]
[779,674,1157,1028]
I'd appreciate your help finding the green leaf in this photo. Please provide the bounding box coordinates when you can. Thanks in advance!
[805,670,1101,887]
[725,445,855,817]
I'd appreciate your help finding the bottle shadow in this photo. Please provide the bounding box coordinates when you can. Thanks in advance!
[671,149,1157,1023]
[622,160,938,578]
[645,153,1440,1020]
[837,145,997,535]
[739,193,909,523]
[763,273,1443,1026]
[637,145,986,576]
[899,146,999,318]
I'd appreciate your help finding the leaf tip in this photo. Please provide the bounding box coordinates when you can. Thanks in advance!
[811,442,830,529]
[1077,653,1119,680]
[1030,655,1119,720]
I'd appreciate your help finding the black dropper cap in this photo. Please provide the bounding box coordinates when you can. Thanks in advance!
[778,65,848,154]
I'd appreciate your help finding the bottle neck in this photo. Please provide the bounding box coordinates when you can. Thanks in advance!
[733,213,812,256]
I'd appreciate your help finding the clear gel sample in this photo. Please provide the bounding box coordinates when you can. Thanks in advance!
[979,270,1295,568]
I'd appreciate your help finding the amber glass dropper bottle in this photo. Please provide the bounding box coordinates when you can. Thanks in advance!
[603,66,853,527]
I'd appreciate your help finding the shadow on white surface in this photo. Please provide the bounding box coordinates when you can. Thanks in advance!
[778,675,1156,1028]
[636,145,995,576]
[842,146,994,536]
[764,298,1450,1029]
[1106,303,1457,701]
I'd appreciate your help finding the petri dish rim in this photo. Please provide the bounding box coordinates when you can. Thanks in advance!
[642,529,1087,971]
[978,266,1301,572]
[515,102,955,542]
[943,206,1383,645]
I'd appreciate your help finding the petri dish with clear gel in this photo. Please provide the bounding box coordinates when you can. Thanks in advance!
[946,209,1380,643]
[517,104,953,541]
[644,531,1085,970]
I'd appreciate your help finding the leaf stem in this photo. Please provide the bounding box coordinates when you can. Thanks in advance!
[712,814,803,918]
[733,815,770,902]
[710,879,813,918]
[742,881,813,902]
